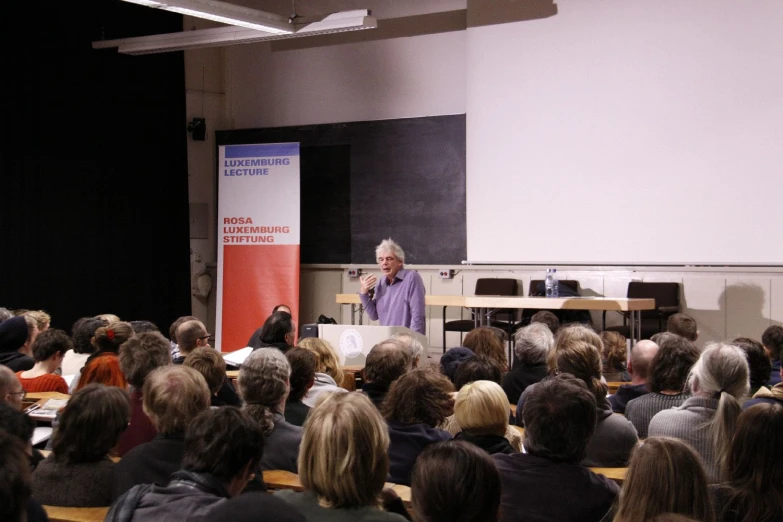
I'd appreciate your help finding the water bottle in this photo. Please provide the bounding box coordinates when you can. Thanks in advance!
[545,268,559,298]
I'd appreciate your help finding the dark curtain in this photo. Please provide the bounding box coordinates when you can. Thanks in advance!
[0,0,191,333]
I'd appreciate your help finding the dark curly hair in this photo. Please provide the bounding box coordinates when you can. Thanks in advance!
[733,338,772,389]
[453,355,503,390]
[762,325,783,361]
[647,334,700,393]
[382,368,454,427]
[70,317,108,354]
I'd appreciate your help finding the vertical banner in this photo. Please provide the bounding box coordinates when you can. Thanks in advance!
[216,143,300,352]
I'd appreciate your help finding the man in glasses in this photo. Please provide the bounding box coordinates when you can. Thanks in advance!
[0,365,25,410]
[171,320,211,365]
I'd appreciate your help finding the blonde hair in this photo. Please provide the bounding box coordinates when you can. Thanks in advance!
[25,310,51,331]
[298,337,344,384]
[454,380,509,437]
[142,365,210,435]
[95,314,121,324]
[299,392,389,509]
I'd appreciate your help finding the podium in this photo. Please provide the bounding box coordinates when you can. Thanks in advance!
[318,324,426,366]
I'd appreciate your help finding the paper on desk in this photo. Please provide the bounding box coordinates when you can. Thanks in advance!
[32,426,53,446]
[223,347,253,366]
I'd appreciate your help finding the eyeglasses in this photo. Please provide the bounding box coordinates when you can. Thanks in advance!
[9,390,26,400]
[199,334,212,341]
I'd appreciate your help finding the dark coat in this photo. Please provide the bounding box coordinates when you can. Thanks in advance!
[502,362,548,405]
[112,434,185,501]
[387,421,452,486]
[608,383,649,413]
[361,382,389,409]
[454,431,515,455]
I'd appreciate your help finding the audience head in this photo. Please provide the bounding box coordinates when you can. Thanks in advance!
[513,322,554,367]
[383,368,454,428]
[71,317,107,354]
[549,338,607,402]
[720,403,783,522]
[0,316,29,354]
[183,347,226,395]
[118,331,171,388]
[732,337,771,390]
[0,429,31,522]
[169,315,199,344]
[258,311,295,346]
[238,348,291,434]
[95,313,121,324]
[523,374,597,463]
[31,328,72,365]
[176,320,209,356]
[299,392,389,509]
[272,304,291,315]
[285,347,316,403]
[647,334,699,393]
[364,339,411,388]
[439,347,475,383]
[53,384,130,464]
[666,313,698,341]
[143,365,210,436]
[600,330,627,371]
[688,342,750,476]
[182,407,264,497]
[453,355,503,389]
[20,315,39,356]
[555,323,603,348]
[463,327,507,370]
[25,310,51,332]
[0,366,25,410]
[612,437,715,522]
[761,324,783,362]
[92,321,134,353]
[454,380,509,437]
[298,337,344,384]
[390,332,425,367]
[411,440,501,522]
[128,320,159,334]
[0,403,35,449]
[0,307,13,322]
[530,310,560,334]
[629,339,660,381]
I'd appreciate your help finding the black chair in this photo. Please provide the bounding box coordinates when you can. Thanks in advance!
[602,282,680,339]
[512,279,583,332]
[442,278,518,353]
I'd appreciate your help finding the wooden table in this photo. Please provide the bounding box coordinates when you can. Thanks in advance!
[44,506,109,522]
[336,294,655,345]
[263,470,411,505]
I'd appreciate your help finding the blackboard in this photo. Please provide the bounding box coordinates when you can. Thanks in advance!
[216,115,467,264]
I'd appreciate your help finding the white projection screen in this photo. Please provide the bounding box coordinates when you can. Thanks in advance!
[466,1,783,265]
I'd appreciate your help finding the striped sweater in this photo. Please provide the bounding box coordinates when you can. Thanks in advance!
[625,392,689,438]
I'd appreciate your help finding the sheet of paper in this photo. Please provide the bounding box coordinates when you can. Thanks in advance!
[223,346,253,366]
[32,426,53,446]
[62,374,76,387]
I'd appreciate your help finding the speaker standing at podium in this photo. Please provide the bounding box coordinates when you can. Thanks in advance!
[359,238,426,335]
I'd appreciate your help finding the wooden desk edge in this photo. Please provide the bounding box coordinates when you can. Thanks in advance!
[43,505,109,522]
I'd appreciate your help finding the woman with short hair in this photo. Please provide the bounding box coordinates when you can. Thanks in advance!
[463,327,507,371]
[32,384,131,507]
[276,392,408,522]
[298,337,346,407]
[453,380,515,455]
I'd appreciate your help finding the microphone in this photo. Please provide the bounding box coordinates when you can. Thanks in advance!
[368,287,375,299]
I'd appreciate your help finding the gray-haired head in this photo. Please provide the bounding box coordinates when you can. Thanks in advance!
[375,238,405,264]
[238,348,291,434]
[391,332,425,364]
[0,308,13,323]
[689,342,749,399]
[514,323,554,366]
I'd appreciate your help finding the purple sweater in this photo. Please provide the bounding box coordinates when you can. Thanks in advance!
[359,268,426,334]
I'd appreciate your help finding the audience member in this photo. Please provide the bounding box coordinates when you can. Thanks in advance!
[284,347,316,426]
[16,329,70,393]
[0,316,38,371]
[495,374,619,522]
[601,331,630,382]
[247,311,295,352]
[25,310,51,332]
[411,440,501,522]
[390,331,425,368]
[761,325,783,386]
[95,313,121,324]
[0,306,13,322]
[362,339,411,408]
[192,492,306,522]
[273,304,292,314]
[649,342,750,482]
[0,403,44,469]
[530,310,560,332]
[128,320,159,334]
[463,327,507,371]
[172,320,209,363]
[711,403,783,522]
[609,339,660,413]
[113,365,211,500]
[732,337,771,395]
[0,429,48,522]
[239,348,302,472]
[116,332,171,456]
[744,355,783,410]
[439,346,475,383]
[383,368,454,485]
[63,317,106,375]
[453,380,515,455]
[667,313,699,342]
[168,315,199,360]
[0,365,26,409]
[184,346,228,406]
[503,323,552,404]
[107,407,264,521]
[32,384,130,506]
[275,392,408,522]
[625,333,700,438]
[610,437,715,522]
[75,322,134,391]
[298,337,346,407]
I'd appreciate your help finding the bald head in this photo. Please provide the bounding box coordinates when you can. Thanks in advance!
[629,340,659,382]
[0,366,25,410]
[176,320,208,356]
[364,339,411,387]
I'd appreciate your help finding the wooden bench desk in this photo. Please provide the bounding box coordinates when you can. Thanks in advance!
[590,467,627,485]
[263,470,412,506]
[43,506,109,522]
